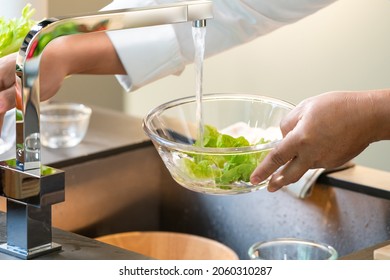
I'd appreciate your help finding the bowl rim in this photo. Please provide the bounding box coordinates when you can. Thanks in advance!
[248,237,339,260]
[40,102,92,121]
[142,93,295,154]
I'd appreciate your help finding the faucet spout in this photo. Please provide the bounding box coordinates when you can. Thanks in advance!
[193,19,207,28]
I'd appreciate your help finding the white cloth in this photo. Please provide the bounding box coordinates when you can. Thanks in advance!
[284,161,355,198]
[0,109,16,160]
[283,168,325,198]
[102,0,337,91]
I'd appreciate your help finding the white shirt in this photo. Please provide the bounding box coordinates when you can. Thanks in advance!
[101,0,337,91]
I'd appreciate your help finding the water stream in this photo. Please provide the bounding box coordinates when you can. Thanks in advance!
[192,25,207,147]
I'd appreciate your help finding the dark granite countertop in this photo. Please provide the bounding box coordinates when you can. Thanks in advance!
[0,211,151,260]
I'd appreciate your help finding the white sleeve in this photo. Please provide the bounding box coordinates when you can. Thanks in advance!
[101,0,337,92]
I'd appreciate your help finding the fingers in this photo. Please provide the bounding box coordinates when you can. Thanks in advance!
[0,86,16,114]
[0,52,17,115]
[266,156,310,192]
[249,107,304,187]
[250,125,313,192]
[250,131,298,186]
[250,143,310,192]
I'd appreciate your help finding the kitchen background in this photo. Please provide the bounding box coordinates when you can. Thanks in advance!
[2,0,390,172]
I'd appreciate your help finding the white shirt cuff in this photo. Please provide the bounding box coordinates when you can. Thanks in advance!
[106,24,185,92]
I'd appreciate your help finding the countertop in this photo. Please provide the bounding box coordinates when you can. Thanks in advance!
[340,240,390,260]
[318,165,390,200]
[0,211,150,260]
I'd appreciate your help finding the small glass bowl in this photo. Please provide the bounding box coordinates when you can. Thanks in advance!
[40,103,92,149]
[143,93,294,195]
[248,238,338,260]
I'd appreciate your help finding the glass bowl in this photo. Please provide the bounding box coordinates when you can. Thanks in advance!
[248,238,338,260]
[40,103,92,149]
[143,93,294,195]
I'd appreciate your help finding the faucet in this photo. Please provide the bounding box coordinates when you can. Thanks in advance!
[0,0,212,259]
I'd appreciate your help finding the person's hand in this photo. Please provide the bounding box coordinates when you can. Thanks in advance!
[250,90,387,192]
[0,47,68,132]
[0,52,18,131]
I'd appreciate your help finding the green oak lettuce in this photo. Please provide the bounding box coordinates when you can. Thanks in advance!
[0,4,36,58]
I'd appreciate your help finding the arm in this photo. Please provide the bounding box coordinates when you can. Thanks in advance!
[250,89,390,192]
[0,32,125,116]
[39,32,126,100]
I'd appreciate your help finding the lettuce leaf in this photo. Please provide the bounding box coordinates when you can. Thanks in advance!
[0,4,36,58]
[182,124,271,187]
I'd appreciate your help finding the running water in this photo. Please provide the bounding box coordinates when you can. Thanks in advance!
[192,25,206,147]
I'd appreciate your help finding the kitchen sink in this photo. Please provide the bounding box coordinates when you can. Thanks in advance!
[159,161,390,259]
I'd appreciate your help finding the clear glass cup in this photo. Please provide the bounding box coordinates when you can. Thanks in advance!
[40,103,92,149]
[248,238,338,260]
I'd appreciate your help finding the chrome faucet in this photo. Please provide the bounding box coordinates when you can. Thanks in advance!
[0,0,212,259]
